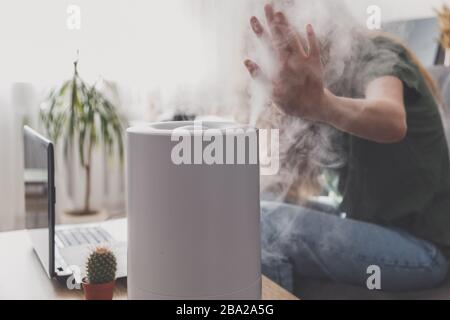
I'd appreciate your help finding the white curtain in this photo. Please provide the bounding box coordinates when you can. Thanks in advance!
[0,86,25,230]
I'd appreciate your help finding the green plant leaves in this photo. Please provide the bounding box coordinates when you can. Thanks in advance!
[39,61,125,168]
[39,61,125,212]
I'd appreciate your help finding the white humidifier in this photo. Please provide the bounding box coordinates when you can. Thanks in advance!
[126,121,261,300]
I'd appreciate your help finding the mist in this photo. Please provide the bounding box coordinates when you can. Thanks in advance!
[241,0,412,204]
[244,0,356,203]
[157,1,370,203]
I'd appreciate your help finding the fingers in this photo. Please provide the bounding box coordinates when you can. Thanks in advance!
[264,4,306,59]
[264,3,275,23]
[250,16,274,51]
[298,31,309,55]
[306,24,320,58]
[244,59,259,77]
[250,16,264,37]
[244,59,269,84]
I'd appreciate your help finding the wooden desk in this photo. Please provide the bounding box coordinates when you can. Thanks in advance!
[0,230,298,300]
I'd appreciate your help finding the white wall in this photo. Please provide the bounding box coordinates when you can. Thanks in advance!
[0,0,447,86]
[345,0,449,23]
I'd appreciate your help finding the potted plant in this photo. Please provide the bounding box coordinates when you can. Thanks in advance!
[82,247,117,300]
[40,58,124,215]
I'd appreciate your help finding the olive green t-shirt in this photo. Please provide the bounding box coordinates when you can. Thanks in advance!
[338,36,450,255]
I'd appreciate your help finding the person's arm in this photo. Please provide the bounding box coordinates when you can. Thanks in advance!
[244,4,407,144]
[321,76,407,143]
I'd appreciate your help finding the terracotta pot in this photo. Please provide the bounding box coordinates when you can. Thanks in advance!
[82,278,115,300]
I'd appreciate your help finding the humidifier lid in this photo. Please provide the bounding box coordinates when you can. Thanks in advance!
[127,121,254,136]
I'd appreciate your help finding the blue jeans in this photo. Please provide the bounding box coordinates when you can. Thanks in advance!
[261,201,449,293]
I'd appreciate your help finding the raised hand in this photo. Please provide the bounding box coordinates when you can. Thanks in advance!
[245,4,327,122]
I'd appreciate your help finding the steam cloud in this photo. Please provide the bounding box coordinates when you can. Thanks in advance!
[246,0,407,203]
[153,0,406,205]
[247,0,356,203]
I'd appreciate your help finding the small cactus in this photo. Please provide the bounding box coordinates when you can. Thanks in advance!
[86,247,117,284]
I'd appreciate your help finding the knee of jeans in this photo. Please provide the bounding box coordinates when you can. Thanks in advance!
[429,251,449,287]
[408,244,449,290]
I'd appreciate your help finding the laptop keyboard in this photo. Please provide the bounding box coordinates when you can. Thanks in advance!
[56,227,113,248]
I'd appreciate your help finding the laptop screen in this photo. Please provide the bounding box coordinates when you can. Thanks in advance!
[23,126,55,278]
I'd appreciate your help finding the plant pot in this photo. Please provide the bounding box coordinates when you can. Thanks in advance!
[66,209,99,216]
[82,278,115,300]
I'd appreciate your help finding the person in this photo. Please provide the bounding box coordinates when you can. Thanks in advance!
[244,3,450,292]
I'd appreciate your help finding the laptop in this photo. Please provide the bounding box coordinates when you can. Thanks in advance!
[23,126,127,284]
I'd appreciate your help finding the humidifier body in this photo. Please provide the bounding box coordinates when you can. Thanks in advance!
[126,121,261,300]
